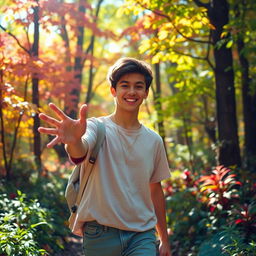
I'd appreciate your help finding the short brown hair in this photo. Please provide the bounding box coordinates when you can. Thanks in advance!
[107,57,153,90]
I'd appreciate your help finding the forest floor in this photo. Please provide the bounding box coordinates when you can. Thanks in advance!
[54,236,84,256]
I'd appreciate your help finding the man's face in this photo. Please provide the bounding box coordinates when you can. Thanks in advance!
[110,73,149,112]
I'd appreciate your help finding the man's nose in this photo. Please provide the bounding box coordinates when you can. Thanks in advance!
[128,87,135,94]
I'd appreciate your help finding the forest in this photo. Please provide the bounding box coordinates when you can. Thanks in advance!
[0,0,256,255]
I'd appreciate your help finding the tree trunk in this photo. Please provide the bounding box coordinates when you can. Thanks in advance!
[0,70,9,179]
[201,95,216,144]
[182,115,194,172]
[85,43,94,104]
[153,63,170,164]
[237,39,256,168]
[85,0,104,104]
[208,0,241,166]
[65,0,86,119]
[234,1,256,170]
[166,63,185,145]
[57,6,73,160]
[154,63,165,139]
[31,1,42,172]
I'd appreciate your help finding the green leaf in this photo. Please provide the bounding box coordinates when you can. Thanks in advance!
[226,40,233,48]
[6,244,12,255]
[31,222,48,228]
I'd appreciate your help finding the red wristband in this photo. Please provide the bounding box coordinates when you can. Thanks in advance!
[70,155,86,164]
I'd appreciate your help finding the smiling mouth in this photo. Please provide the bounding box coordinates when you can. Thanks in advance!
[125,98,137,102]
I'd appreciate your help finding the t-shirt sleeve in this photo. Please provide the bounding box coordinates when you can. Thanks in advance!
[150,138,170,183]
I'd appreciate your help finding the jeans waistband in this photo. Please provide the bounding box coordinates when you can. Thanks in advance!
[84,221,115,232]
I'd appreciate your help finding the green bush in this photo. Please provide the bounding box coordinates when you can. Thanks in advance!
[28,176,70,252]
[0,161,74,255]
[0,191,49,256]
[166,189,208,255]
[198,227,256,256]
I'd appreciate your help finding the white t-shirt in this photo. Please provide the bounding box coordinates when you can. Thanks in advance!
[71,116,170,236]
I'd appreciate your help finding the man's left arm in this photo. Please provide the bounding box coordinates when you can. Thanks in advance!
[150,182,172,256]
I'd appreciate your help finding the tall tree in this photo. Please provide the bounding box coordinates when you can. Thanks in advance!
[152,63,170,164]
[233,0,256,169]
[0,0,42,172]
[85,0,104,104]
[194,0,241,166]
[68,0,86,119]
[31,0,42,172]
[123,0,241,166]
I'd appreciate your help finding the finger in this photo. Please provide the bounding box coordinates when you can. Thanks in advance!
[39,113,61,127]
[49,103,67,120]
[47,136,61,148]
[38,127,58,135]
[79,104,88,123]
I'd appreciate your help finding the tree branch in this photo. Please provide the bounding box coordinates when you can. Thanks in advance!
[205,31,215,70]
[82,0,103,66]
[24,26,32,52]
[193,0,211,9]
[172,49,207,61]
[172,46,215,70]
[9,112,24,174]
[0,25,31,55]
[134,1,212,45]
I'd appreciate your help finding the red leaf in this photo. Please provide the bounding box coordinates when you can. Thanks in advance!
[235,219,245,224]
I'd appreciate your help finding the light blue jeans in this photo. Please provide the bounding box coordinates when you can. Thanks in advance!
[82,221,157,256]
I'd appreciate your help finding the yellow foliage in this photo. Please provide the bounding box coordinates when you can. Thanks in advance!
[192,21,202,29]
[201,17,210,25]
[179,18,192,27]
[138,39,151,54]
[143,18,152,29]
[158,30,169,41]
[152,52,164,64]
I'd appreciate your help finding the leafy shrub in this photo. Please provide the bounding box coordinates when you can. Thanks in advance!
[28,176,70,252]
[164,165,256,255]
[0,191,49,256]
[0,160,74,255]
[198,227,256,256]
[166,190,208,255]
[164,170,208,255]
[198,165,241,212]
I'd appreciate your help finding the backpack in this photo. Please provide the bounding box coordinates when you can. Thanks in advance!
[65,118,106,231]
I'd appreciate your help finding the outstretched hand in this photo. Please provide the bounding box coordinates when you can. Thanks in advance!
[38,103,88,148]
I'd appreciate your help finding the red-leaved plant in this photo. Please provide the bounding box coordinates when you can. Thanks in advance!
[233,202,256,226]
[198,165,241,212]
[231,202,256,241]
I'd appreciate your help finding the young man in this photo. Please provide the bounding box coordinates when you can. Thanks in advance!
[38,57,172,256]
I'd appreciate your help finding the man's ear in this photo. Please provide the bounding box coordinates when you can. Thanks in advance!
[144,89,149,99]
[110,86,116,97]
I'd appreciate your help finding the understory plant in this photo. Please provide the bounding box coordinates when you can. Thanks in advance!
[164,165,256,255]
[0,190,49,256]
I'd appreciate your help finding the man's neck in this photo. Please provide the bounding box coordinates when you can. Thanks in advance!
[111,110,141,130]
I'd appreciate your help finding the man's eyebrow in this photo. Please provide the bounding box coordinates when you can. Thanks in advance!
[119,80,145,84]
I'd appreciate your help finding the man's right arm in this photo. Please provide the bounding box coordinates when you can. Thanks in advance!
[65,139,89,159]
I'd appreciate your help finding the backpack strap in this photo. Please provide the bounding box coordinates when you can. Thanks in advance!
[72,119,106,213]
[89,119,106,164]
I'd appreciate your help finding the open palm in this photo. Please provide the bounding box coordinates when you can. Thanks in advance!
[38,103,87,148]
